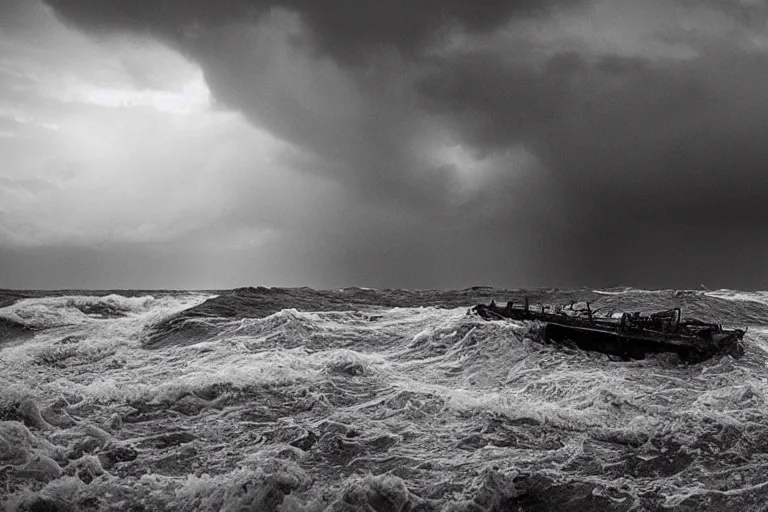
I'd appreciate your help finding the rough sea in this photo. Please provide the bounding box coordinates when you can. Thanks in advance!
[2,286,768,511]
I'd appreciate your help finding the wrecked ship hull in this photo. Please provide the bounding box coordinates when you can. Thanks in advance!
[543,321,745,362]
[472,302,746,362]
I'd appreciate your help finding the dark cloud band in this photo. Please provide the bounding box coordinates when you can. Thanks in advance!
[35,0,768,288]
[44,0,585,62]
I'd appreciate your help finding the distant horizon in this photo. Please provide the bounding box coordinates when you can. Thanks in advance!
[0,284,759,293]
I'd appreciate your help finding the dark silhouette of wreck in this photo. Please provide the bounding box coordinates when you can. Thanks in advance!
[472,299,745,363]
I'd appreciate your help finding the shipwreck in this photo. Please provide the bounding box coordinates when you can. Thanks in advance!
[471,299,746,362]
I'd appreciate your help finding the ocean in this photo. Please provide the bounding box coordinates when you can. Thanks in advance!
[1,286,767,511]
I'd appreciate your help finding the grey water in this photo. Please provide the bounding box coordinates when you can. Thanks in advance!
[2,287,768,511]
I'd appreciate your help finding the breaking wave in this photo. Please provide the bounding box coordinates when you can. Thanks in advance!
[2,287,768,510]
[704,289,768,307]
[0,294,158,330]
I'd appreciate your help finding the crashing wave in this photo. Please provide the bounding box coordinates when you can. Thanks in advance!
[0,294,156,330]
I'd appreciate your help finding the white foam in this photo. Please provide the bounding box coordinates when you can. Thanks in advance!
[705,289,768,307]
[0,294,159,329]
[592,287,665,295]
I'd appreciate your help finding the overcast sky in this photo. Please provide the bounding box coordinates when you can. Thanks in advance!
[1,0,767,290]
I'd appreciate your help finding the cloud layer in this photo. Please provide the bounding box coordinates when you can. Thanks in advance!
[1,0,767,288]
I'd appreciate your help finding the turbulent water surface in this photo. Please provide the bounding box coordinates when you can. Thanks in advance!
[2,287,768,511]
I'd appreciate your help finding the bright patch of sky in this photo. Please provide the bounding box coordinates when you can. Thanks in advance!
[0,1,298,251]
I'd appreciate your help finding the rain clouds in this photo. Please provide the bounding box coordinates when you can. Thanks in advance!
[4,0,768,288]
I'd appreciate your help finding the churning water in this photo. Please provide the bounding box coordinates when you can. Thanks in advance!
[2,287,768,511]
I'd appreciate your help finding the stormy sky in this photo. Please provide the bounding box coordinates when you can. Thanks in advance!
[1,0,768,290]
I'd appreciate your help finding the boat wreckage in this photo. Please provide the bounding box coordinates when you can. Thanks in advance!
[471,299,745,362]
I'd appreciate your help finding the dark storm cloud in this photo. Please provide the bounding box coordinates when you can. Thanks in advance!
[37,0,768,288]
[419,47,766,198]
[42,0,586,210]
[43,0,583,62]
[418,44,768,286]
